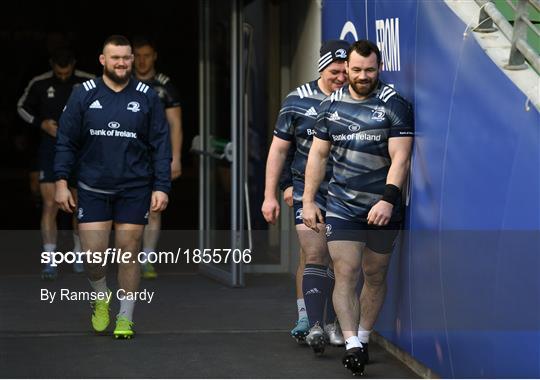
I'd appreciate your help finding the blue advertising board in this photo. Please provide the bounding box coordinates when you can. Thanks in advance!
[323,1,540,377]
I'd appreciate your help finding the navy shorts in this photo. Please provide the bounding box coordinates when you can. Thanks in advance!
[325,217,401,254]
[293,201,326,225]
[77,185,151,225]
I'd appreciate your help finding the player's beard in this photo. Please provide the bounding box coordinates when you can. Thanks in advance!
[350,76,379,98]
[103,65,131,85]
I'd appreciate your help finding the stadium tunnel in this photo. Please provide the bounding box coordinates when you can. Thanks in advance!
[1,0,539,378]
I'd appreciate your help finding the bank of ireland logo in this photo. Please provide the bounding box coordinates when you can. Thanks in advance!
[295,208,303,220]
[108,121,120,129]
[348,124,361,132]
[335,48,347,59]
[78,208,84,220]
[325,223,333,237]
[127,101,140,112]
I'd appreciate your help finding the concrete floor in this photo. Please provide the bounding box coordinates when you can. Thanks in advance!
[0,273,419,378]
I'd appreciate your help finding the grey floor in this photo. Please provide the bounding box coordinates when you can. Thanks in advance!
[0,273,418,378]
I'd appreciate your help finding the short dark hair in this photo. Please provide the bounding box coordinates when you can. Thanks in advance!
[132,35,157,51]
[102,34,131,50]
[347,40,381,66]
[50,48,75,68]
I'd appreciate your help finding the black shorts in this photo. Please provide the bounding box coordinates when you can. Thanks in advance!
[77,185,151,225]
[325,217,401,254]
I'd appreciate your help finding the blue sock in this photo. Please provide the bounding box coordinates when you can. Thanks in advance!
[325,267,337,324]
[303,264,328,328]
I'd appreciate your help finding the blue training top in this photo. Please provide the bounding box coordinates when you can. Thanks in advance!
[315,81,414,222]
[55,77,171,193]
[273,79,333,209]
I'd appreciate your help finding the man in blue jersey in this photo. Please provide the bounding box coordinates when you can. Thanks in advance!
[133,36,183,280]
[262,40,349,354]
[17,48,94,280]
[303,40,414,375]
[55,35,171,339]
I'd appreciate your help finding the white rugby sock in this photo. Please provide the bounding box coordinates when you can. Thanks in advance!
[118,298,135,321]
[345,336,363,350]
[43,243,56,252]
[357,324,372,344]
[89,277,108,297]
[140,249,154,263]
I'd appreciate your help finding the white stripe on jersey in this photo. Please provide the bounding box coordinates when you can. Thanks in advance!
[74,70,95,79]
[136,82,149,93]
[18,108,34,124]
[16,71,55,123]
[296,87,304,99]
[378,86,396,103]
[82,80,96,91]
[330,87,344,102]
[382,91,396,102]
[379,86,392,99]
[156,73,170,85]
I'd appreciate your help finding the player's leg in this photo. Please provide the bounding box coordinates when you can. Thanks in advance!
[29,170,41,204]
[111,186,150,339]
[328,238,367,375]
[113,223,143,339]
[327,239,363,341]
[140,210,160,279]
[39,181,59,280]
[296,221,330,355]
[77,187,113,333]
[323,262,344,347]
[290,248,309,342]
[79,220,113,333]
[325,216,369,374]
[356,225,399,362]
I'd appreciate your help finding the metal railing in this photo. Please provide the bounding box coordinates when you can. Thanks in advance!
[474,0,540,72]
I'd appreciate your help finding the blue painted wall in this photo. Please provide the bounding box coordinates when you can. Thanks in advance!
[322,0,540,377]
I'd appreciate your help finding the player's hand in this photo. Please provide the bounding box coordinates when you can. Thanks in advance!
[283,186,293,207]
[302,201,324,232]
[262,197,280,224]
[55,180,76,213]
[367,200,393,226]
[41,119,58,138]
[151,191,169,212]
[171,158,182,180]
